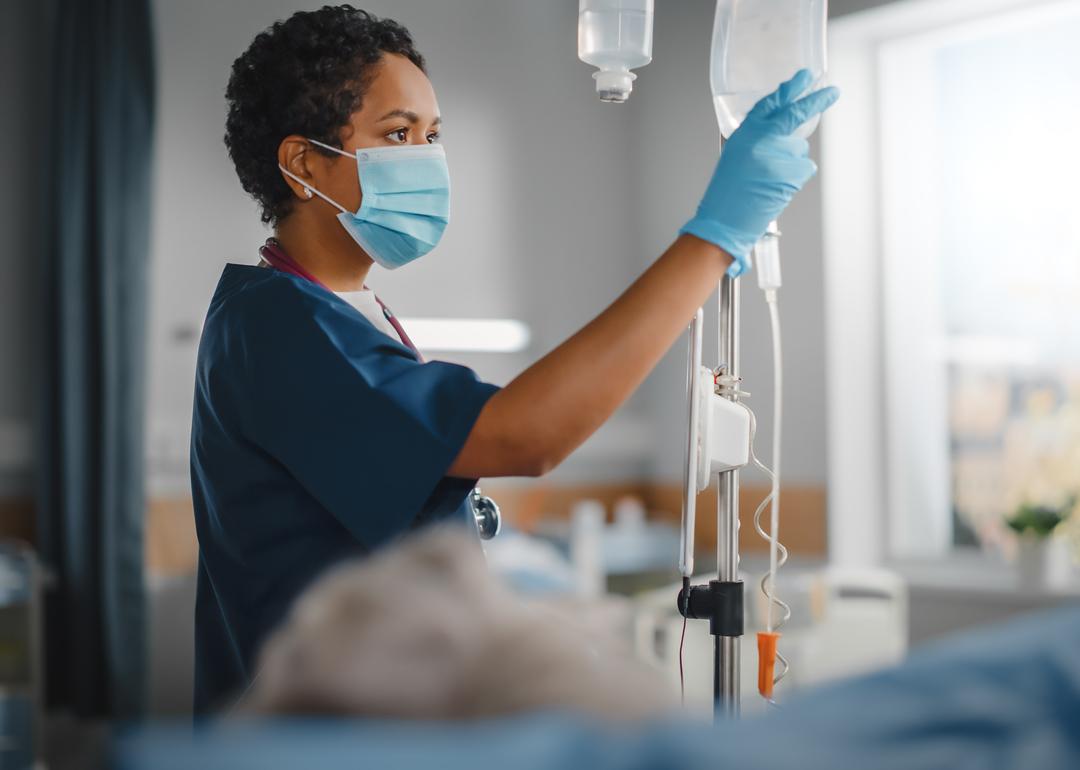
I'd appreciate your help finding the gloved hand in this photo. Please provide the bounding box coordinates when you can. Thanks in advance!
[680,69,840,277]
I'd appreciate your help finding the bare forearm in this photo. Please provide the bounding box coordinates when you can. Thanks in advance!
[449,235,732,478]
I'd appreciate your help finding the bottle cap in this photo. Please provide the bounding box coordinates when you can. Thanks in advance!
[594,69,636,103]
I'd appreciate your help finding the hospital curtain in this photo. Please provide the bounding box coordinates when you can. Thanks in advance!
[37,0,155,718]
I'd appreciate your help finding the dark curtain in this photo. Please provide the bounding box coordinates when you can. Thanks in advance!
[37,0,155,718]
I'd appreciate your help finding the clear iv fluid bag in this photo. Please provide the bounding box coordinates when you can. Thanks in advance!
[710,0,828,139]
[578,0,654,103]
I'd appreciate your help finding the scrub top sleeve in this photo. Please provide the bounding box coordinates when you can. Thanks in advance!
[237,279,500,549]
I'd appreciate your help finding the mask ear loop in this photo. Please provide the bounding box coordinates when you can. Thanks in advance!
[307,137,353,158]
[277,164,349,215]
[277,138,356,213]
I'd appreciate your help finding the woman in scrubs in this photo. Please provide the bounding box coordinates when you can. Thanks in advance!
[192,5,837,713]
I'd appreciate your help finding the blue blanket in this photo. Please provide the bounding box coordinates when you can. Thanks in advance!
[116,605,1080,770]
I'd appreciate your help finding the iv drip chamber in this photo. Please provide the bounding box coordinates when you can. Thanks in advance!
[578,0,654,103]
[710,0,828,138]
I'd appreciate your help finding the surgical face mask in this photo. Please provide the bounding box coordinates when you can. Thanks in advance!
[278,139,450,270]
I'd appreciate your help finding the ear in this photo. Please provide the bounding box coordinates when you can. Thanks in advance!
[277,135,316,200]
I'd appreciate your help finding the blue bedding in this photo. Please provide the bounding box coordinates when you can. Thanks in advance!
[116,605,1080,770]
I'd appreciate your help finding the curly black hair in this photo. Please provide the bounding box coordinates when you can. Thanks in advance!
[225,5,425,225]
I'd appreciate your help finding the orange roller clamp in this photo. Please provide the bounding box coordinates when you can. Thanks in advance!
[757,631,781,699]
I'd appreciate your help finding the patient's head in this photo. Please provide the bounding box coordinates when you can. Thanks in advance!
[243,527,674,721]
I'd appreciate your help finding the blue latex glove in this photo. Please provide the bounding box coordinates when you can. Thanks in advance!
[680,69,840,277]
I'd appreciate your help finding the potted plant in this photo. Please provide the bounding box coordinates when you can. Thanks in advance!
[1006,499,1074,589]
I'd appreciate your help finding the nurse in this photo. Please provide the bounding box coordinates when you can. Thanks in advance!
[192,5,837,713]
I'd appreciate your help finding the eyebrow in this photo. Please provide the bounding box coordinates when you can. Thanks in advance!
[375,109,441,127]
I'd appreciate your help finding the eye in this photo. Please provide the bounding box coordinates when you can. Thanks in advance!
[426,131,441,144]
[386,128,408,144]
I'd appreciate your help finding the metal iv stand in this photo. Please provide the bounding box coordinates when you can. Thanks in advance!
[677,273,744,719]
[715,274,742,717]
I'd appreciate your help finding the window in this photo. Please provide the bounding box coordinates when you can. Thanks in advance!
[823,0,1080,563]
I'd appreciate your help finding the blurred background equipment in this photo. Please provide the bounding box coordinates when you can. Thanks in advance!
[0,544,44,769]
[634,561,908,712]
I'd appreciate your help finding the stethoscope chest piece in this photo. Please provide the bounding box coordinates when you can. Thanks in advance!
[470,487,501,540]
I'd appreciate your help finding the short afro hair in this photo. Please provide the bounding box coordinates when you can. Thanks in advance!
[224,5,425,225]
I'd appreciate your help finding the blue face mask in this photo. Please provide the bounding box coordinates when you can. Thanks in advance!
[278,139,450,270]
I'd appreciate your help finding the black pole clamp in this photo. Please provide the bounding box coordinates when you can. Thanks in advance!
[677,580,744,638]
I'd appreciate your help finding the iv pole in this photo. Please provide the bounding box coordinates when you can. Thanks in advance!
[715,274,741,717]
[676,0,830,720]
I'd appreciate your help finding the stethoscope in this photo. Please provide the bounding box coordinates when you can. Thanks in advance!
[470,488,501,540]
[257,239,502,541]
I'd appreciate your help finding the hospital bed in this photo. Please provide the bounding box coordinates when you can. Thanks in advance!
[115,604,1080,770]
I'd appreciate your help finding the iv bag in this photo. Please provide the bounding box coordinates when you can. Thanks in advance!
[710,0,828,138]
[578,0,654,103]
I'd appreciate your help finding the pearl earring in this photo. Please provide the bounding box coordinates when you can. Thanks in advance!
[304,188,313,199]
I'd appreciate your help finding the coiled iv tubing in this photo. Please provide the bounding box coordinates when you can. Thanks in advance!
[747,289,789,703]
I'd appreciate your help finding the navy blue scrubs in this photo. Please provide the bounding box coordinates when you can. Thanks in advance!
[189,264,499,714]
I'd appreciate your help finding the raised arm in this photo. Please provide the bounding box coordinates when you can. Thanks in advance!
[449,71,839,479]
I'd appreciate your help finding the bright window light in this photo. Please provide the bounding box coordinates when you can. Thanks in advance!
[877,0,1080,558]
[823,0,1080,566]
[398,318,531,353]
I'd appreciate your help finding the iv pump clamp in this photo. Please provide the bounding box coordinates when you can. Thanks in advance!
[678,577,745,650]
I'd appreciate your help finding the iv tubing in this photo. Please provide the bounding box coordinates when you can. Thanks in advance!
[765,291,782,631]
[745,404,790,691]
[750,227,790,698]
[679,310,705,578]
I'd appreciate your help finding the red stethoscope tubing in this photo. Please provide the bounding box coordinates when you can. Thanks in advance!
[258,239,423,359]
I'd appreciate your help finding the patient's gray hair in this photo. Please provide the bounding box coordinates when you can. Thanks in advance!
[242,526,674,721]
